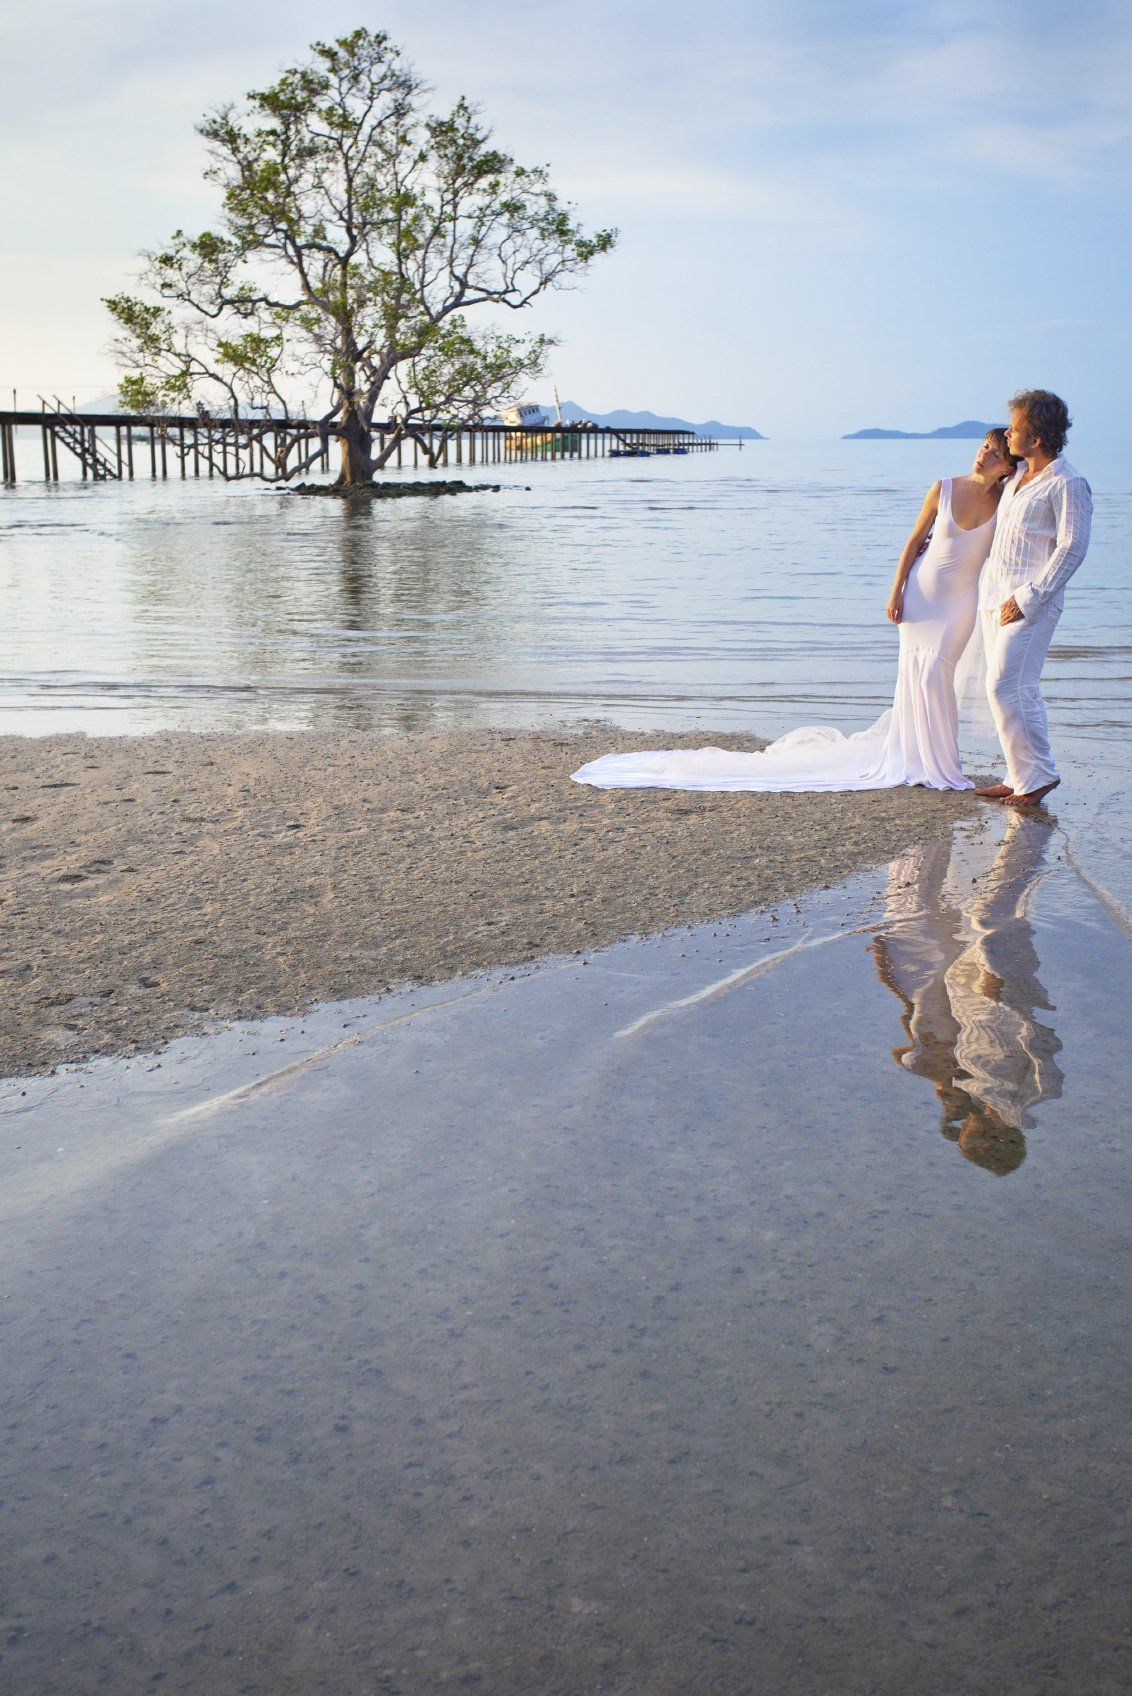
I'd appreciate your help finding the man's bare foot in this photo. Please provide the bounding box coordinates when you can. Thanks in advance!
[975,781,1014,799]
[1003,778,1060,810]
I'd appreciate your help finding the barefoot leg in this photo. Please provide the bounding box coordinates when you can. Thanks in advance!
[975,782,1015,799]
[1003,778,1060,810]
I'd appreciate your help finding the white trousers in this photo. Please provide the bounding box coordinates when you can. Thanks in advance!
[981,600,1062,794]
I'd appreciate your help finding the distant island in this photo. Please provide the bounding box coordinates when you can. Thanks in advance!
[843,420,994,440]
[558,402,764,440]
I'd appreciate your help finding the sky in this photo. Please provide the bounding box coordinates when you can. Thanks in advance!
[2,0,1130,437]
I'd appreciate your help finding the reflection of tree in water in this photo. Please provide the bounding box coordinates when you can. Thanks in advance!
[869,813,1063,1175]
[112,480,523,732]
[334,496,509,630]
[244,491,525,732]
[326,494,529,731]
[335,502,379,634]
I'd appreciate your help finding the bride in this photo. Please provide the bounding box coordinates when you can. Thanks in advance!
[572,428,1022,794]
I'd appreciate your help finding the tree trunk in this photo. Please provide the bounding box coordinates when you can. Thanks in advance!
[422,427,448,469]
[390,427,441,468]
[335,409,375,486]
[372,425,406,470]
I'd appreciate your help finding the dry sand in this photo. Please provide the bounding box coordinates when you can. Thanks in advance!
[1,728,979,1077]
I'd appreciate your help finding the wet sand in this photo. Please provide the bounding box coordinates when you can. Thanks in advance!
[2,826,1129,1695]
[0,729,978,1077]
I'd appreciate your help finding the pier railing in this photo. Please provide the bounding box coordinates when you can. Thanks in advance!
[0,407,716,484]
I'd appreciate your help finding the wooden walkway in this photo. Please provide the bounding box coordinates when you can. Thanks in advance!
[0,403,714,484]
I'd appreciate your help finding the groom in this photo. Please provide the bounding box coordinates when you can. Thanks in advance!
[975,389,1093,809]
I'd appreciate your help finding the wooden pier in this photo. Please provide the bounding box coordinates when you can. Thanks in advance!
[0,402,714,485]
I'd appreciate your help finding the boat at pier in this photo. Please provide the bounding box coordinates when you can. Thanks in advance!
[500,404,550,429]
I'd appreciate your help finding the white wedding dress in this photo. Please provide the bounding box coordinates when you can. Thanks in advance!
[572,479,995,794]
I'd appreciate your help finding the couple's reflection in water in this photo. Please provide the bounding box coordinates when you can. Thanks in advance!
[869,811,1063,1175]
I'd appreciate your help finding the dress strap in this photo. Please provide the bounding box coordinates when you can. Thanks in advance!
[939,478,953,525]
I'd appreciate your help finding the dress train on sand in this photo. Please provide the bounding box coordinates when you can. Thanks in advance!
[572,479,995,795]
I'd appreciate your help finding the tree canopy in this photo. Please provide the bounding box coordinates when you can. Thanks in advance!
[105,29,616,483]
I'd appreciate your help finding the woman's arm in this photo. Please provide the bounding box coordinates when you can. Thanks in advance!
[887,481,941,623]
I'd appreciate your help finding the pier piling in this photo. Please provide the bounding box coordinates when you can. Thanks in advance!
[0,406,717,486]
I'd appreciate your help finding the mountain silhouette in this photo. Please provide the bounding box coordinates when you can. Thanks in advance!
[844,420,995,440]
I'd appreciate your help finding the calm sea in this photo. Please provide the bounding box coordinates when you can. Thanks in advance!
[3,435,1129,908]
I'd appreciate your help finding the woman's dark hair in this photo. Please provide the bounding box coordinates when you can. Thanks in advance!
[1008,389,1071,458]
[959,1105,1027,1176]
[986,425,1023,472]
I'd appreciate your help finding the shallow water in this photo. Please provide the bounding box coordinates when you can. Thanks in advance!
[5,436,1129,912]
[2,807,1129,1693]
[2,438,1127,744]
[2,438,1130,1691]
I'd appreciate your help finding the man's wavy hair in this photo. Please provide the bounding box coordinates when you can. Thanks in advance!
[1009,389,1072,458]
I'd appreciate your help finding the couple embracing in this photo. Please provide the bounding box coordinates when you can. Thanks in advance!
[573,390,1092,807]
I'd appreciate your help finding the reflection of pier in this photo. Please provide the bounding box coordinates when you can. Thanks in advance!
[0,402,713,484]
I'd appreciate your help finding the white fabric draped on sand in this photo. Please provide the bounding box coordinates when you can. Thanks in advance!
[572,478,996,796]
[571,710,914,794]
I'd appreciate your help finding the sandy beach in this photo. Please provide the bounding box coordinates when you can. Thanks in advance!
[0,728,980,1078]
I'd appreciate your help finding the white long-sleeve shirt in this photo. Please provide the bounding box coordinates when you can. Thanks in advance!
[978,456,1093,616]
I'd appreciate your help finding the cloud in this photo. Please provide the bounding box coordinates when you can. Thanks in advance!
[1,0,1128,428]
[956,119,1132,186]
[551,160,875,238]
